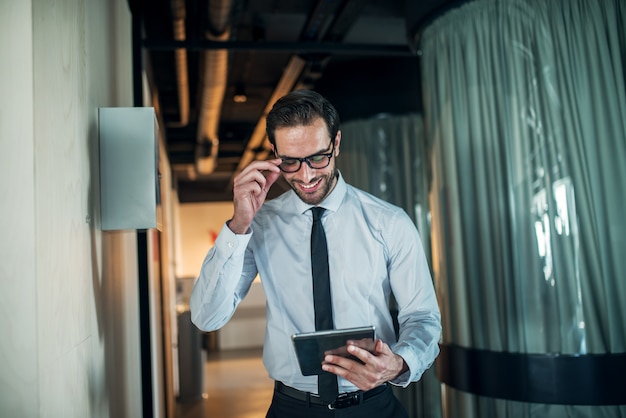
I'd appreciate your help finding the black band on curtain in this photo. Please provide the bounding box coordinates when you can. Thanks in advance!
[436,343,626,405]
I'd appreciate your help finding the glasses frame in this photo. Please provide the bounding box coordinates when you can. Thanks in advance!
[275,141,335,173]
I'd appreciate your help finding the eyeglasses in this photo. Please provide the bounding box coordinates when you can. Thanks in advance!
[275,142,335,173]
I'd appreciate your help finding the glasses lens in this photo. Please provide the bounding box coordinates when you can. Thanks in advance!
[308,154,330,168]
[279,159,301,172]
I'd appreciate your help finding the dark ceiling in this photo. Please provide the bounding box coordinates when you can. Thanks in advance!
[135,0,457,203]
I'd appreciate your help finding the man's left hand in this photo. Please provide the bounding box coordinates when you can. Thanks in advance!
[321,339,408,391]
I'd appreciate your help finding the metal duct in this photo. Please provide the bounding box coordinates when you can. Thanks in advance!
[235,56,307,173]
[170,0,190,127]
[195,0,234,175]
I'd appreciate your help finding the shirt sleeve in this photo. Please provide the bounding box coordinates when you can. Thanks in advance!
[385,210,442,387]
[190,222,258,331]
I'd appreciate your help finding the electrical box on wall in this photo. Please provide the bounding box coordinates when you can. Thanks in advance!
[99,107,162,231]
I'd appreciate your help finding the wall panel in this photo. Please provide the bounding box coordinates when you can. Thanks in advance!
[0,1,38,416]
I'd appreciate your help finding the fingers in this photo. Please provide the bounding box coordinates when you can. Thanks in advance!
[264,169,281,191]
[241,158,282,177]
[322,345,382,391]
[233,158,280,189]
[321,340,402,391]
[346,337,377,354]
[234,171,269,199]
[373,339,392,355]
[233,160,280,211]
[347,341,379,368]
[234,159,281,192]
[229,159,282,234]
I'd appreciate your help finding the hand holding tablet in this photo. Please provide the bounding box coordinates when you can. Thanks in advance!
[291,326,376,376]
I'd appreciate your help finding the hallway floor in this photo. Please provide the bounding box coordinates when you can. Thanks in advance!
[176,347,273,418]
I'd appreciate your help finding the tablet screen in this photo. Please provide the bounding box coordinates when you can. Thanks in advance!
[291,326,376,376]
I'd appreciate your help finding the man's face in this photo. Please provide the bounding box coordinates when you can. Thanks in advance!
[272,117,341,206]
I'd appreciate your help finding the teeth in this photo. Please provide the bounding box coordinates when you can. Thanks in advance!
[301,179,320,189]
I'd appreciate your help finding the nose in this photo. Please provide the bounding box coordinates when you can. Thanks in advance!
[293,160,316,183]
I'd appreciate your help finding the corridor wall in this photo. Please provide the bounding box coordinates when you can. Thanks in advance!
[1,1,146,417]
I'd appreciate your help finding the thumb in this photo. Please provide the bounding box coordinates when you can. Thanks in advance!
[374,339,390,355]
[264,170,281,192]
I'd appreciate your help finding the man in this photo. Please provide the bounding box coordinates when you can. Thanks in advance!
[190,90,441,417]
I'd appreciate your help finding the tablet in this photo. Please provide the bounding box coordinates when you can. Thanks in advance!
[291,326,376,376]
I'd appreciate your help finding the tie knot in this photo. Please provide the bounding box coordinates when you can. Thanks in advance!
[312,207,325,222]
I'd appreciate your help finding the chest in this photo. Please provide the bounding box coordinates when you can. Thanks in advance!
[254,213,389,288]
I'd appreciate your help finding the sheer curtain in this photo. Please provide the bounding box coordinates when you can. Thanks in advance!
[420,0,625,417]
[337,114,442,418]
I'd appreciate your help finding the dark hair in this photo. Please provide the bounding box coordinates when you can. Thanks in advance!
[265,90,340,146]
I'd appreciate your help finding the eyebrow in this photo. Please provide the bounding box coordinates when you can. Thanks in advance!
[277,142,333,160]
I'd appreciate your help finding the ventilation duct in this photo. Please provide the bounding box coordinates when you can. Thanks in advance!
[195,0,233,175]
[169,0,190,127]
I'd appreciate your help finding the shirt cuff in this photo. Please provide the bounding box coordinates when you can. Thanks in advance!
[215,221,252,256]
[390,345,419,387]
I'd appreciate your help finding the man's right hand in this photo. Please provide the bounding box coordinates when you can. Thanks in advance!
[228,159,282,234]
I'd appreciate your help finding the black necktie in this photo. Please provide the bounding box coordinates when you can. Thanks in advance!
[310,207,338,402]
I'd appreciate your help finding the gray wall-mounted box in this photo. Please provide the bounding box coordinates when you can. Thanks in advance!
[99,107,162,231]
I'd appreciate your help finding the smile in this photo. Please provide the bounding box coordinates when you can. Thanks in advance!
[300,178,322,190]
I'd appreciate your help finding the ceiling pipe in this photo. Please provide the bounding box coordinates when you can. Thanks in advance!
[195,0,234,175]
[235,56,307,171]
[144,39,412,55]
[169,0,190,127]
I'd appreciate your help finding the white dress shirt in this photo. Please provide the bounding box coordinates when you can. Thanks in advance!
[190,173,441,394]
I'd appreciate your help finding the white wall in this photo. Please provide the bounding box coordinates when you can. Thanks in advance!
[0,1,144,417]
[176,202,234,279]
[0,1,37,414]
[177,202,267,350]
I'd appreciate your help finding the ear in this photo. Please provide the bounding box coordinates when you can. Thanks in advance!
[334,130,341,157]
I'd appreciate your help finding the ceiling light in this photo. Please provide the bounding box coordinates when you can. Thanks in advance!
[234,84,247,103]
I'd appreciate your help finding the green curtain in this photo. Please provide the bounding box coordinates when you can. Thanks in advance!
[420,0,625,416]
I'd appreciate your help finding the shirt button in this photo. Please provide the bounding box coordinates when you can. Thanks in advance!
[227,242,234,248]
